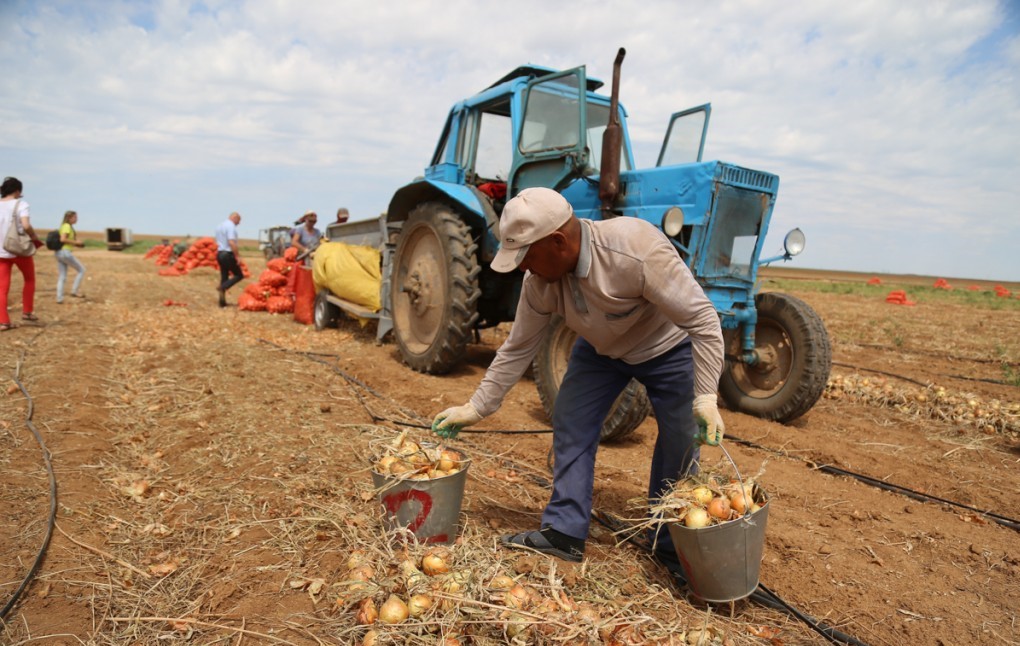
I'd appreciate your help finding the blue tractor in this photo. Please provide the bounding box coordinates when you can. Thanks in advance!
[360,49,831,439]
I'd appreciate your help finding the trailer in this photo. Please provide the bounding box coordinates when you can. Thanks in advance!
[312,215,395,341]
[105,228,133,251]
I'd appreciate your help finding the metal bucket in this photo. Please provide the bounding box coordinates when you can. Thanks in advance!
[371,455,469,545]
[665,444,770,603]
[666,494,770,602]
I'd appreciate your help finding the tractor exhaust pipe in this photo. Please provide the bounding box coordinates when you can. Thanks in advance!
[599,47,626,216]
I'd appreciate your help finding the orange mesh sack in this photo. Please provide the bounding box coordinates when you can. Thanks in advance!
[243,283,269,301]
[266,295,294,314]
[267,258,290,274]
[258,269,288,288]
[292,266,315,325]
[238,293,267,312]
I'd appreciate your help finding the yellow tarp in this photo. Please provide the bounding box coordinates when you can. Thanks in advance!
[312,241,382,312]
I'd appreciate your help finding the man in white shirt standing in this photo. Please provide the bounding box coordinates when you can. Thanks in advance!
[432,187,725,573]
[214,212,244,308]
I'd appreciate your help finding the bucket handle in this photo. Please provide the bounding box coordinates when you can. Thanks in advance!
[719,443,754,519]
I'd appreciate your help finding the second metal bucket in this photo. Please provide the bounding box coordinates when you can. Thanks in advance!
[372,457,469,545]
[666,495,770,603]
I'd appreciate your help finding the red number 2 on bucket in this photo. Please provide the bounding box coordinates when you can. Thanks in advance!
[381,489,448,544]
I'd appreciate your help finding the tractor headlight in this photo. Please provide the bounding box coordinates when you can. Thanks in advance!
[784,228,805,256]
[662,207,685,237]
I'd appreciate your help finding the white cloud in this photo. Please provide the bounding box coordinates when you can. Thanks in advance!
[1,0,1018,280]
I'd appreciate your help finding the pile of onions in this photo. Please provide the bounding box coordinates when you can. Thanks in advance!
[373,431,464,481]
[667,477,765,529]
[343,542,604,643]
[348,547,457,627]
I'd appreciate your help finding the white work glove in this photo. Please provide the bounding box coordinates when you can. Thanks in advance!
[693,394,725,446]
[431,403,483,439]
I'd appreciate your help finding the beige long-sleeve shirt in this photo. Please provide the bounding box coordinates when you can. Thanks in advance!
[469,217,724,417]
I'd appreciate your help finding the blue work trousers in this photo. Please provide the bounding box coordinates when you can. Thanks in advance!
[543,337,698,555]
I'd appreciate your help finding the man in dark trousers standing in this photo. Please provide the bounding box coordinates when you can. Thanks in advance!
[214,211,244,307]
[431,187,725,573]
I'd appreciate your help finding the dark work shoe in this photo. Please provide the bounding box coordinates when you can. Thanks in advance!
[500,527,585,562]
[217,289,227,308]
[653,549,688,582]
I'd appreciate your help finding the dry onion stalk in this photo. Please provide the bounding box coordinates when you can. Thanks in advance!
[372,431,466,481]
[825,373,1019,437]
[617,460,770,540]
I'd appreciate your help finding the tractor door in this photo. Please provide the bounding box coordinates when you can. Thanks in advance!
[508,67,589,196]
[657,104,711,166]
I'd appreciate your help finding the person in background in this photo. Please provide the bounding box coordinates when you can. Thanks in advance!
[335,207,350,224]
[214,212,244,308]
[55,210,87,304]
[291,210,322,255]
[0,176,43,330]
[430,188,725,574]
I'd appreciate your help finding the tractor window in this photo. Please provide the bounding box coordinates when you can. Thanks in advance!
[658,105,711,167]
[585,103,631,174]
[457,111,477,168]
[434,131,450,166]
[519,84,581,153]
[474,111,512,181]
[703,186,763,280]
[431,112,454,166]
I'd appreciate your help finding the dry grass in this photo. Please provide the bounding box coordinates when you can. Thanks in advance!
[1,292,811,645]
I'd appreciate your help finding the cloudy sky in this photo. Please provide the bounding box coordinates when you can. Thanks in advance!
[2,1,1018,281]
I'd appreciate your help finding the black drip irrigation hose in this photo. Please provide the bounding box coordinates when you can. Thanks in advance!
[830,361,930,387]
[814,464,1020,531]
[752,584,869,646]
[0,357,58,625]
[258,338,554,435]
[589,511,870,646]
[832,359,1018,388]
[726,434,1020,533]
[850,342,1019,368]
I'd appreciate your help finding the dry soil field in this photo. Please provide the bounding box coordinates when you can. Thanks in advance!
[1,248,1018,646]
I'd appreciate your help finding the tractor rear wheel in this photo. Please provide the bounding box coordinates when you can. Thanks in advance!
[391,203,480,374]
[532,316,651,442]
[719,292,831,422]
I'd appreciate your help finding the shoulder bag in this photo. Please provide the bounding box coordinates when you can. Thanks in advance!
[3,200,36,257]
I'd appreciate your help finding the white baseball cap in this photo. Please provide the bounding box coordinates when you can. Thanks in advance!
[491,187,573,273]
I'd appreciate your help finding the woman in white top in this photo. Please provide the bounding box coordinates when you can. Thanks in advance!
[0,176,43,331]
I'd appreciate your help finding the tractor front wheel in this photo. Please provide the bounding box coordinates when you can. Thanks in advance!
[719,292,831,423]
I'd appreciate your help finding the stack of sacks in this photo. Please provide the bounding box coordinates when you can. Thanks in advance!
[238,256,296,313]
[885,290,916,306]
[157,237,251,278]
[145,243,171,262]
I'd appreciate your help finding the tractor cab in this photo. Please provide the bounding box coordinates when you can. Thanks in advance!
[376,52,830,437]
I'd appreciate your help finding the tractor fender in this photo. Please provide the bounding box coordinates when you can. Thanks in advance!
[387,180,501,261]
